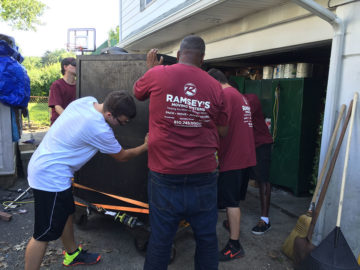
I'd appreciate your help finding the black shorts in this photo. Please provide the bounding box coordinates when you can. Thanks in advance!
[249,143,272,183]
[217,168,249,209]
[33,187,75,242]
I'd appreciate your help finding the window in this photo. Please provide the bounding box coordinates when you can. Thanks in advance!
[140,0,156,11]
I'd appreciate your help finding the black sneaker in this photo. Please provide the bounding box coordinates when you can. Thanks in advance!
[219,241,245,261]
[251,220,271,235]
[222,220,230,231]
[63,246,101,266]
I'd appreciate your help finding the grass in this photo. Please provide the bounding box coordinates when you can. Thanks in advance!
[27,102,50,127]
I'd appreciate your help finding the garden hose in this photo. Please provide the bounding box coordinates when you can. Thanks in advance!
[2,200,34,208]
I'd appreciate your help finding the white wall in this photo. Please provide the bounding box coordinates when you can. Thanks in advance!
[121,0,187,41]
[204,16,331,60]
[0,103,16,175]
[145,1,332,58]
[313,1,360,258]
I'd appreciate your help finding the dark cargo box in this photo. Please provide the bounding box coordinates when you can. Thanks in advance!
[74,54,150,219]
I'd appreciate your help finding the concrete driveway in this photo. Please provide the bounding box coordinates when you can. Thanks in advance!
[0,175,309,270]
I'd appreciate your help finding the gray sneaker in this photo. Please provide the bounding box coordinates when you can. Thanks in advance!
[63,247,101,266]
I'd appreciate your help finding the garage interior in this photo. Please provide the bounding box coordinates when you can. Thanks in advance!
[204,40,332,196]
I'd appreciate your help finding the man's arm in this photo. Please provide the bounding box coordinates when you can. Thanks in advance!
[54,105,64,115]
[217,126,228,137]
[133,49,163,101]
[49,81,64,113]
[109,134,148,162]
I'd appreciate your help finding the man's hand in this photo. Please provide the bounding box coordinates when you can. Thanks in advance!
[144,133,149,145]
[109,133,149,162]
[146,49,163,69]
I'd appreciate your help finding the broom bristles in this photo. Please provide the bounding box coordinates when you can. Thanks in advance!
[282,213,311,260]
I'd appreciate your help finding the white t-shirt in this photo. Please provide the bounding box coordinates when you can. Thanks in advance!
[28,97,122,192]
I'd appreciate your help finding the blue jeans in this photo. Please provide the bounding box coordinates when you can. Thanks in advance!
[144,170,219,270]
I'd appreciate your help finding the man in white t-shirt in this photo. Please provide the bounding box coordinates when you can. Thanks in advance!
[24,91,148,270]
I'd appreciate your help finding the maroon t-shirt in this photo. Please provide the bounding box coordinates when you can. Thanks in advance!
[134,63,228,174]
[245,94,273,147]
[219,87,256,172]
[48,78,76,125]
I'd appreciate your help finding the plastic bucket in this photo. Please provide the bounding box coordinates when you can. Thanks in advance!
[296,63,313,78]
[263,66,273,79]
[284,64,296,78]
[273,64,285,79]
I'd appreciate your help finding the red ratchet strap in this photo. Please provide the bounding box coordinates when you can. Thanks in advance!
[72,182,149,213]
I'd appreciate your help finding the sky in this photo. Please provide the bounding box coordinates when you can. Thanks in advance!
[0,0,119,57]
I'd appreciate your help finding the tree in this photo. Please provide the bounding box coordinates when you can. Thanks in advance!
[41,49,74,66]
[22,56,42,70]
[108,25,119,44]
[0,0,46,31]
[27,62,61,96]
[23,49,75,96]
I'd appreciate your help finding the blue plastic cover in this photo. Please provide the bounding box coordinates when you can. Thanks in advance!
[11,107,20,142]
[0,40,30,108]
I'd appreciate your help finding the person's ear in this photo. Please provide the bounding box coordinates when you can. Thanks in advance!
[104,112,112,119]
[200,53,205,65]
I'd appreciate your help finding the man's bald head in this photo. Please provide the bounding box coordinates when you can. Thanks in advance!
[178,35,206,67]
[179,35,205,54]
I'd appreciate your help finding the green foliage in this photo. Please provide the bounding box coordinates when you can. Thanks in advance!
[28,63,61,96]
[41,49,75,66]
[23,49,76,96]
[108,25,119,44]
[22,56,42,69]
[28,102,50,126]
[0,0,46,31]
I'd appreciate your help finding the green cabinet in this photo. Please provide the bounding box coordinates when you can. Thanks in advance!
[243,78,322,195]
[244,79,273,118]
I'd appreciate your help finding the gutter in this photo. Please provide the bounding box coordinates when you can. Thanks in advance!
[291,0,345,181]
[119,0,122,43]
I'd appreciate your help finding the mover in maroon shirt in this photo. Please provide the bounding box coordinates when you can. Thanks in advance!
[48,57,76,125]
[134,53,228,175]
[245,93,273,235]
[208,68,256,262]
[134,36,228,270]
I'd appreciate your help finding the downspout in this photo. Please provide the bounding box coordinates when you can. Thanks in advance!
[119,0,123,43]
[291,0,345,184]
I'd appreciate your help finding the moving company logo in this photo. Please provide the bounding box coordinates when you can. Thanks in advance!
[184,83,197,97]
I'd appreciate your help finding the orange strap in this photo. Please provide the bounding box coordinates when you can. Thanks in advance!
[74,201,149,214]
[72,182,149,209]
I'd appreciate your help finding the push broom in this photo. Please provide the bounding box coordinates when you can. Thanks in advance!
[293,98,353,265]
[282,104,346,260]
[298,92,359,270]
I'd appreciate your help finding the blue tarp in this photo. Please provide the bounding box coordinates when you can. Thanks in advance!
[0,40,30,108]
[11,107,20,142]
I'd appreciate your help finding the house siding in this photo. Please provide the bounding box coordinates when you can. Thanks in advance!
[121,0,192,41]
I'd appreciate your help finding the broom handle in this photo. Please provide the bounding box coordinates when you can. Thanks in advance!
[306,100,353,241]
[336,92,358,227]
[310,104,346,208]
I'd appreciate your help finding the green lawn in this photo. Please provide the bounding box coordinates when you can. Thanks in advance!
[27,102,50,127]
